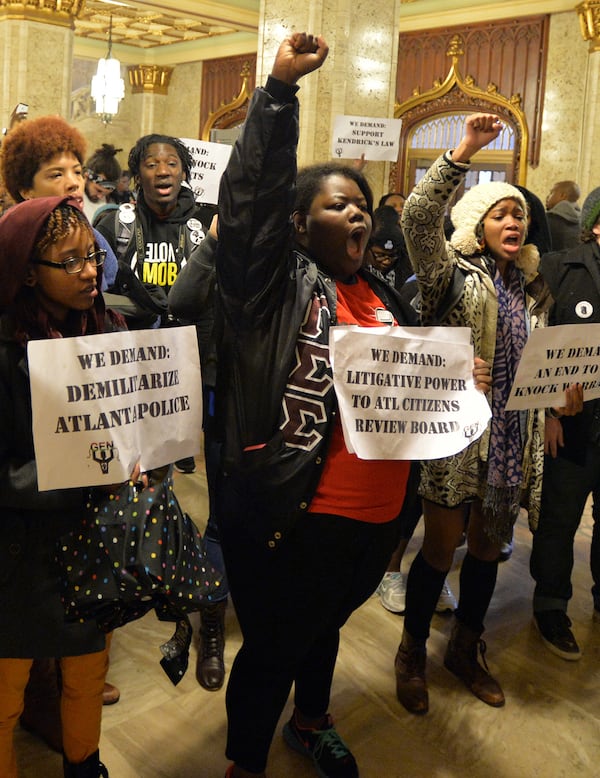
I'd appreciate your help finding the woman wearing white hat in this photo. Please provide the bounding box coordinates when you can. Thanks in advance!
[395,113,582,714]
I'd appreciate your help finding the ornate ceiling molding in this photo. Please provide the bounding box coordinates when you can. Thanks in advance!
[0,0,84,28]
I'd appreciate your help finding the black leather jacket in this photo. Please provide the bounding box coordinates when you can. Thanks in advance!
[215,76,417,548]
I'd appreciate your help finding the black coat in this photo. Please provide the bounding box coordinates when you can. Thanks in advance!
[0,318,105,658]
[215,78,418,549]
[541,241,600,459]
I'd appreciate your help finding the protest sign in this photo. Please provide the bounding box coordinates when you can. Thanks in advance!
[330,326,491,460]
[180,137,232,204]
[331,115,402,162]
[28,327,202,490]
[506,323,600,410]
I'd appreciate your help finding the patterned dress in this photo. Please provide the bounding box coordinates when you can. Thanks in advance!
[401,153,548,538]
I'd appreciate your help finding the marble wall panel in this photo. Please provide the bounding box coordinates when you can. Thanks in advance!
[164,61,203,140]
[0,20,72,123]
[527,11,590,203]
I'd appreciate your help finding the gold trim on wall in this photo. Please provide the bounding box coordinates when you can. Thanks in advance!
[200,61,252,141]
[577,1,600,51]
[394,35,530,189]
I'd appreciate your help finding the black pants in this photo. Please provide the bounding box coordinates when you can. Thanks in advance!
[217,474,399,773]
[530,445,600,612]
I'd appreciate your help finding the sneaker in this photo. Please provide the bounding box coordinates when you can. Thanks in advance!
[435,580,457,613]
[498,536,513,562]
[533,610,581,661]
[174,456,196,474]
[376,571,406,613]
[282,713,358,778]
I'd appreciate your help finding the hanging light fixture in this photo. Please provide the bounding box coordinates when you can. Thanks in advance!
[91,14,125,124]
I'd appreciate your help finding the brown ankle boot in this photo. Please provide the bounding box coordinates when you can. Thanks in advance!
[196,600,227,691]
[20,658,63,753]
[444,620,505,707]
[394,630,428,715]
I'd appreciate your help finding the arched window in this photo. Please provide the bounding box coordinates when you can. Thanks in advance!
[408,112,517,200]
[392,35,529,197]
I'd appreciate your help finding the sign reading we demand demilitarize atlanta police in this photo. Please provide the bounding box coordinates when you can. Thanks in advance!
[28,327,202,491]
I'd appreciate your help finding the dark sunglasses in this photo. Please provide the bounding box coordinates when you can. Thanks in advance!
[86,171,117,191]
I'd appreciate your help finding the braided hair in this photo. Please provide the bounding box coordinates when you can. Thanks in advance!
[128,134,192,181]
[12,203,122,343]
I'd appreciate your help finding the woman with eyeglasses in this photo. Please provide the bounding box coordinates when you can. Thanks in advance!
[0,196,136,777]
[0,114,122,752]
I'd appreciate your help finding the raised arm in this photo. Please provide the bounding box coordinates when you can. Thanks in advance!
[451,113,503,165]
[271,32,329,85]
[216,33,328,325]
[401,113,503,324]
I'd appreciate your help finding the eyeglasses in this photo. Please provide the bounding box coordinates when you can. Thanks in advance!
[86,171,117,191]
[371,249,398,262]
[33,249,106,274]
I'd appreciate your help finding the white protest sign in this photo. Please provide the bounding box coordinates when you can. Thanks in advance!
[28,327,202,490]
[180,137,233,204]
[505,323,600,410]
[330,326,491,460]
[331,115,402,162]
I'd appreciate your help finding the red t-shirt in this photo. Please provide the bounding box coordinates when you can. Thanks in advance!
[308,275,410,523]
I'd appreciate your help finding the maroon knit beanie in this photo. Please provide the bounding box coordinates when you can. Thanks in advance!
[0,195,83,313]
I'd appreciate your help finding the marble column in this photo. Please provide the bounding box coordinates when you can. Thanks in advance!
[258,0,402,200]
[0,0,82,126]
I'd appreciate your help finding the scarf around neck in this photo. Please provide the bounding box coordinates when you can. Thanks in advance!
[483,261,528,543]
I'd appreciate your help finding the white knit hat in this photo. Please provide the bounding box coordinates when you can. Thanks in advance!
[450,182,528,257]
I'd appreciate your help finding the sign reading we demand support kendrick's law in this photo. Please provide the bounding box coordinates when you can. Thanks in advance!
[28,327,202,491]
[330,326,491,460]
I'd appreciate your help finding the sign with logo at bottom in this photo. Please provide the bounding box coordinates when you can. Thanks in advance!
[28,326,202,490]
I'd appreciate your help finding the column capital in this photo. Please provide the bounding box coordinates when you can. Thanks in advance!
[578,1,600,52]
[128,65,173,95]
[0,0,84,28]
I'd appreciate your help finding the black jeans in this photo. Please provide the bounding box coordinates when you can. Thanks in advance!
[530,445,600,612]
[217,474,399,773]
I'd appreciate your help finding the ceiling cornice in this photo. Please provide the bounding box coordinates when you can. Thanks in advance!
[400,0,577,30]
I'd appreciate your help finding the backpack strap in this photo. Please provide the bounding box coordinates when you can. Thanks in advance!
[114,203,137,265]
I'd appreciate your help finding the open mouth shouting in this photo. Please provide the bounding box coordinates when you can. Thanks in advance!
[347,224,369,261]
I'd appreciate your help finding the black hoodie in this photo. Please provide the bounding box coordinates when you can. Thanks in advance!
[96,184,203,294]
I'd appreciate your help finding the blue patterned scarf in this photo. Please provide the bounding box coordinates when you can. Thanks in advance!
[483,262,528,542]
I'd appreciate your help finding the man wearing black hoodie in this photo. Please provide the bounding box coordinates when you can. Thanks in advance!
[96,133,208,472]
[95,133,227,687]
[96,133,209,331]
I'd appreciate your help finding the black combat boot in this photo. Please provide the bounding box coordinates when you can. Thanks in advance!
[196,599,227,691]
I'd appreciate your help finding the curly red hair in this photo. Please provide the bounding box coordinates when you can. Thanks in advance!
[0,115,87,203]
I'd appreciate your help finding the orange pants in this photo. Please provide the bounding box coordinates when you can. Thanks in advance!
[0,646,109,777]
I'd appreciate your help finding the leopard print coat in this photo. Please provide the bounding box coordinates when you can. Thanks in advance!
[401,152,549,536]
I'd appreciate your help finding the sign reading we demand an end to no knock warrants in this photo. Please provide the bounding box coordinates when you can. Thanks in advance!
[506,323,600,410]
[28,327,203,490]
[330,326,491,460]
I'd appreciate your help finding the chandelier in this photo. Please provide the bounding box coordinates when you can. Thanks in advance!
[90,15,125,124]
